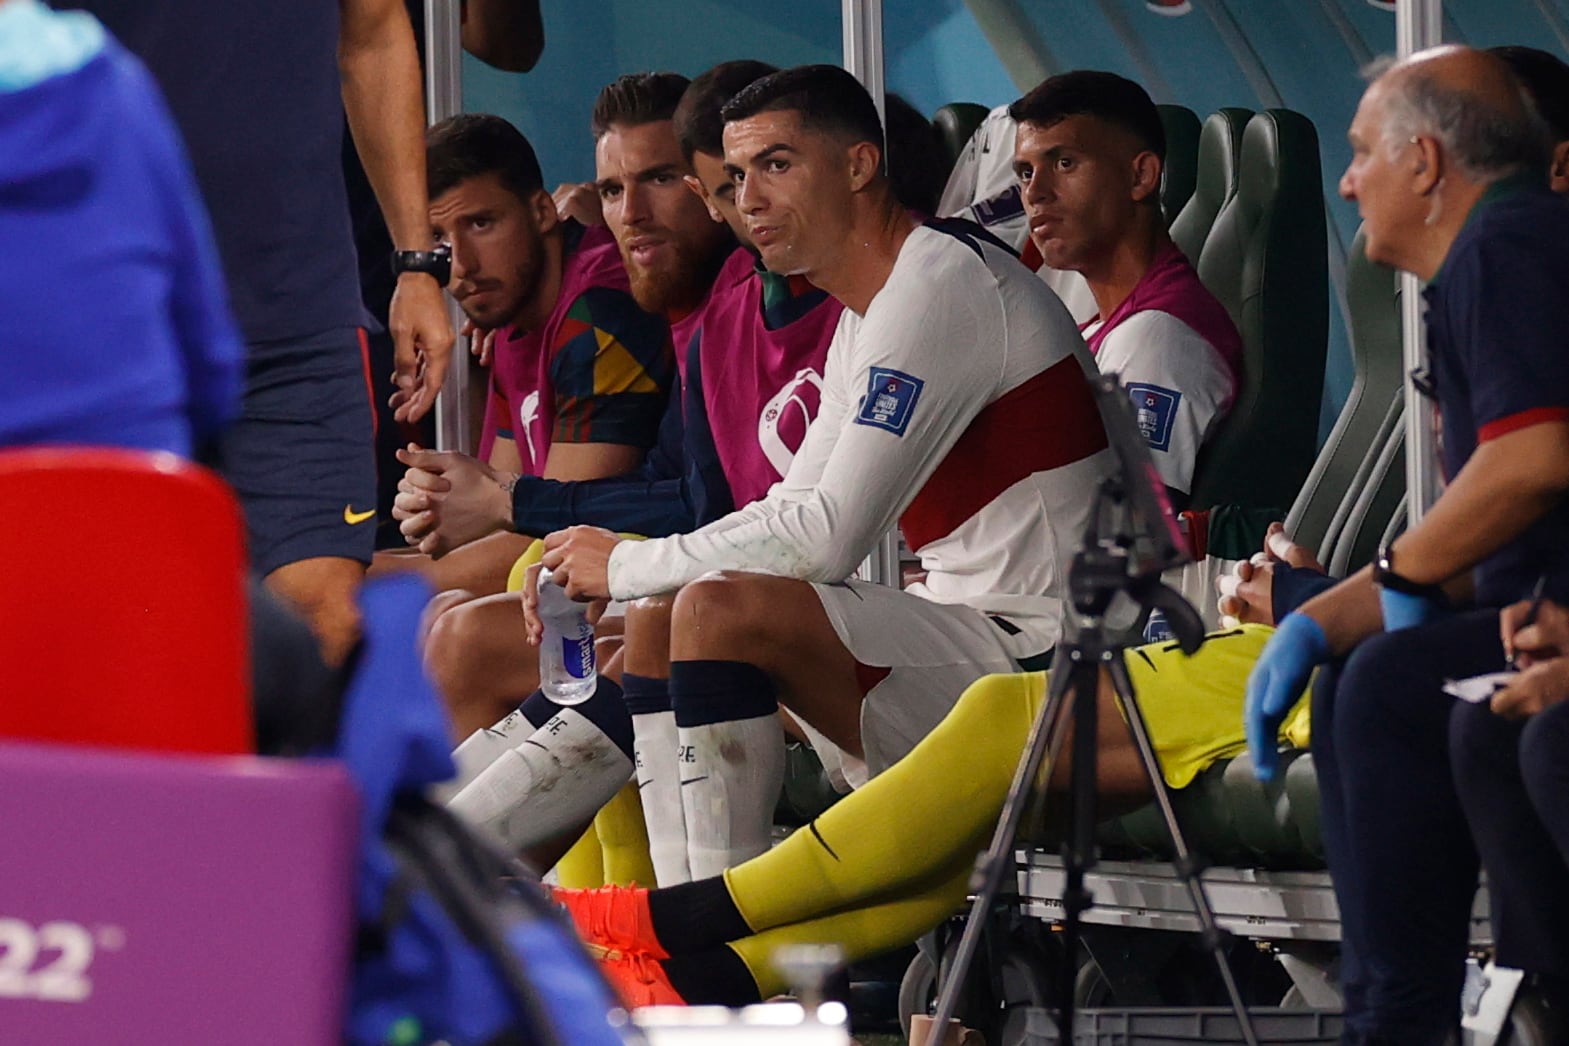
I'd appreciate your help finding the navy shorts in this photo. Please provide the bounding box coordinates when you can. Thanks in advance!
[218,327,377,576]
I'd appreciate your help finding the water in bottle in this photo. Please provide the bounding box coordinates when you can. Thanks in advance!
[537,566,598,704]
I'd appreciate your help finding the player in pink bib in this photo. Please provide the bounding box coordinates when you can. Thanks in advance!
[1011,70,1241,506]
[376,113,673,601]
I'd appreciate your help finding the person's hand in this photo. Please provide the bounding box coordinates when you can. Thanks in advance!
[1502,598,1569,670]
[553,182,602,226]
[520,562,545,645]
[1261,523,1322,571]
[1218,524,1323,627]
[1244,612,1330,781]
[391,445,515,557]
[388,272,456,423]
[540,525,622,601]
[1218,556,1274,626]
[391,461,444,544]
[520,560,609,646]
[462,320,498,367]
[1492,656,1569,719]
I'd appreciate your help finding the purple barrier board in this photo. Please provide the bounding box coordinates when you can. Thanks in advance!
[0,741,358,1044]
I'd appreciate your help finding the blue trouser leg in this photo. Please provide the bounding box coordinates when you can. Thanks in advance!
[1320,611,1498,1044]
[1311,660,1369,1024]
[1453,697,1569,979]
[1520,700,1569,865]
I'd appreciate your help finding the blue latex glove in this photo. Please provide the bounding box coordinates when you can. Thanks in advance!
[1245,612,1330,781]
[1379,586,1446,632]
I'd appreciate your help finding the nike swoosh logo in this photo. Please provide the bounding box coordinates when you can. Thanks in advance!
[343,506,376,525]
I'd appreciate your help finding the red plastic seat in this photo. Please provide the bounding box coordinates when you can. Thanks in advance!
[0,448,252,754]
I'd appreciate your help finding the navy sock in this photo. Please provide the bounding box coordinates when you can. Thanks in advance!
[621,672,672,716]
[647,877,751,954]
[662,946,762,1006]
[518,676,633,761]
[670,659,777,727]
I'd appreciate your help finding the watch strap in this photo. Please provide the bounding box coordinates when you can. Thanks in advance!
[390,246,452,285]
[1374,545,1444,598]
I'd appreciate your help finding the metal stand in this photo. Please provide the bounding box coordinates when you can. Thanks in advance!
[928,476,1260,1046]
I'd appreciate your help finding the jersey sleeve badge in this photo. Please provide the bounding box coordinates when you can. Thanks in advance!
[1127,383,1181,452]
[971,184,1024,228]
[856,368,925,436]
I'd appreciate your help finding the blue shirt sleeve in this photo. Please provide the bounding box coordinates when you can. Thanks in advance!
[510,380,694,538]
[680,330,735,527]
[1271,563,1337,622]
[1446,206,1569,440]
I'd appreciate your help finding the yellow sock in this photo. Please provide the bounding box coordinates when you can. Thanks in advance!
[595,780,656,886]
[724,627,1292,935]
[553,822,605,888]
[726,671,1041,933]
[729,863,972,998]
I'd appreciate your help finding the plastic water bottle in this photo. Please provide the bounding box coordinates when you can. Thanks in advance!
[537,566,597,705]
[1143,609,1175,644]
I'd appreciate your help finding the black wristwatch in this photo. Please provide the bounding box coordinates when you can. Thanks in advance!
[1373,544,1444,598]
[390,245,452,286]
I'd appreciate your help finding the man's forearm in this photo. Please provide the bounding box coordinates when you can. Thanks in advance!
[1387,423,1569,586]
[340,0,429,251]
[1300,566,1385,654]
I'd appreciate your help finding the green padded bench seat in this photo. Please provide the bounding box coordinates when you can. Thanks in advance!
[776,741,1325,871]
[1096,748,1323,870]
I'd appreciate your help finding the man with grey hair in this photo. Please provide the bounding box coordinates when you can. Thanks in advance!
[1244,46,1569,1043]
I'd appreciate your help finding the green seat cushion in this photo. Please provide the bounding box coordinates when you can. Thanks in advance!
[1097,748,1324,869]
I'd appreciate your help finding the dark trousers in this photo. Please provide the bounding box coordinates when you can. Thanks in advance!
[1451,695,1569,980]
[1312,610,1499,1044]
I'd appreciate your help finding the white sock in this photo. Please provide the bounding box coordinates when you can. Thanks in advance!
[431,706,535,803]
[447,707,633,852]
[632,709,690,886]
[679,713,785,879]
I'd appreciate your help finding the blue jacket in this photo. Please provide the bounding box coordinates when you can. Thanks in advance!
[0,3,241,455]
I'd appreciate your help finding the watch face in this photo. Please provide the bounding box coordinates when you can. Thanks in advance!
[394,248,452,286]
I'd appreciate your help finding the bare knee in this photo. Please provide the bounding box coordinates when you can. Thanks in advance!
[623,595,675,676]
[265,557,365,666]
[423,595,536,737]
[425,597,499,696]
[670,573,786,661]
[419,588,476,645]
[625,594,674,636]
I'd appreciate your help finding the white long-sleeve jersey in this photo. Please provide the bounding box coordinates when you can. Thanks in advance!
[607,222,1115,654]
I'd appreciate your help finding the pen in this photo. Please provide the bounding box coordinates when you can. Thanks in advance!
[1507,574,1548,671]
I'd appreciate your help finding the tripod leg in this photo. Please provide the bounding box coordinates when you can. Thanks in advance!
[928,654,1082,1034]
[1058,654,1105,1040]
[1106,654,1261,1046]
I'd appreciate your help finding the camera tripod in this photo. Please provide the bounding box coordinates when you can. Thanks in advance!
[928,475,1261,1046]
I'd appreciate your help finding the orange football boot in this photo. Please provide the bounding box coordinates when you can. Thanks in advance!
[550,882,668,959]
[585,942,687,1008]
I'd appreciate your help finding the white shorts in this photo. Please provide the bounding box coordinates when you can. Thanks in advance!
[799,579,1044,788]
